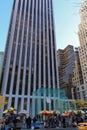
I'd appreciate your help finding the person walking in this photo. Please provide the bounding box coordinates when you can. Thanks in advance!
[26,116,31,129]
[62,117,66,128]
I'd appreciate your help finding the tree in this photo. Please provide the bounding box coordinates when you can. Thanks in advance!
[75,99,85,109]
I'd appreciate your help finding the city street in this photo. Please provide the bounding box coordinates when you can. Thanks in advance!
[21,127,78,130]
[43,128,78,130]
[0,2,85,130]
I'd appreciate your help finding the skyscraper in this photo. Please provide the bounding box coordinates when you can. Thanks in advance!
[57,45,75,98]
[0,52,4,81]
[78,0,87,87]
[72,48,83,99]
[0,0,59,116]
[76,0,87,100]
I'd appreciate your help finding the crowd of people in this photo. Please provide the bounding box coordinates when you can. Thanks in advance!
[0,110,32,130]
[43,111,86,128]
[0,109,86,129]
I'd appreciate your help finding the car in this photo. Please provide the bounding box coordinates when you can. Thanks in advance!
[31,122,40,129]
[78,122,87,130]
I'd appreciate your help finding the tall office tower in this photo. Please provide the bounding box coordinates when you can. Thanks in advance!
[0,52,4,81]
[72,48,83,88]
[0,0,59,116]
[78,0,87,85]
[72,48,84,99]
[57,45,75,98]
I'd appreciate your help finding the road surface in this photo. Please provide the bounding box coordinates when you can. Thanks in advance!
[21,127,78,130]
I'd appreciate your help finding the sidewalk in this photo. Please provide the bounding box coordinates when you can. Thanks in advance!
[21,127,78,130]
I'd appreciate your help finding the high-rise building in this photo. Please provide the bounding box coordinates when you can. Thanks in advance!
[78,0,87,87]
[72,48,83,88]
[72,0,87,100]
[76,0,87,100]
[72,48,84,99]
[57,45,75,98]
[0,52,4,81]
[0,0,59,116]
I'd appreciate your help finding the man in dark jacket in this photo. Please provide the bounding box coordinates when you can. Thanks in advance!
[26,116,31,128]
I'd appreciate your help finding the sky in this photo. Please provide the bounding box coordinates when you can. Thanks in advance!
[0,0,82,51]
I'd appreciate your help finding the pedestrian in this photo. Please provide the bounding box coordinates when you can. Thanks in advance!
[33,116,37,123]
[59,120,61,128]
[26,116,31,129]
[1,121,4,130]
[62,117,66,128]
[4,118,9,130]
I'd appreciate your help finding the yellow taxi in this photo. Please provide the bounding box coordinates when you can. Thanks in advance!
[78,122,87,130]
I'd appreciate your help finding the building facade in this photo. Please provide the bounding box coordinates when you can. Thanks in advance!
[0,0,59,116]
[78,0,87,84]
[57,45,75,98]
[72,0,87,100]
[78,0,87,98]
[72,48,83,88]
[71,48,84,99]
[0,52,4,81]
[72,84,87,100]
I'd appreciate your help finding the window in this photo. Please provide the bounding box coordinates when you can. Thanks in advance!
[82,86,84,89]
